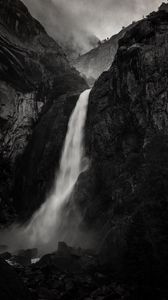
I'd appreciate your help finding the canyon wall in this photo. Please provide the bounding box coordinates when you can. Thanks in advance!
[75,5,168,285]
[0,0,87,222]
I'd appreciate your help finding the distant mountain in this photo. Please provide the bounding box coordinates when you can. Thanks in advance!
[59,32,99,60]
[73,23,136,85]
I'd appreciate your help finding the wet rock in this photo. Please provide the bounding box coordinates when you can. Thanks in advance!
[13,256,130,300]
[0,251,11,260]
[57,242,73,256]
[39,242,98,274]
[16,248,38,259]
[0,258,32,300]
[6,248,39,267]
[11,255,31,267]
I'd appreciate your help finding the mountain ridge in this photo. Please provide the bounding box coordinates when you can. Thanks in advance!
[73,23,136,84]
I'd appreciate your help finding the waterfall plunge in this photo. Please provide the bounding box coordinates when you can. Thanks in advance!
[0,89,91,253]
[26,88,91,249]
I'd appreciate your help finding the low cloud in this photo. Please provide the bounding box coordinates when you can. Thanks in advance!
[22,0,163,54]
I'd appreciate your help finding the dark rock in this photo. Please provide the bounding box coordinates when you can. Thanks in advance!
[13,91,87,219]
[0,251,11,260]
[159,2,168,12]
[16,248,38,259]
[0,0,87,222]
[71,5,168,296]
[10,248,39,266]
[0,258,32,300]
[11,255,31,267]
[13,243,130,300]
[39,242,98,274]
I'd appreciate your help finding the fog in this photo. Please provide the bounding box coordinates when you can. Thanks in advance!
[22,0,164,39]
[22,0,163,55]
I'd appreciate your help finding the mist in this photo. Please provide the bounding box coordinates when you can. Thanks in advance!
[0,90,93,255]
[22,0,163,55]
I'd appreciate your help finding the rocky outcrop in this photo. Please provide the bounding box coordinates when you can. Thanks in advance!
[0,0,87,223]
[1,239,167,299]
[71,4,168,292]
[159,2,168,12]
[6,242,131,300]
[73,24,135,85]
[0,258,32,300]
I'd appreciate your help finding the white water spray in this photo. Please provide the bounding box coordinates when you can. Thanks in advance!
[0,89,91,253]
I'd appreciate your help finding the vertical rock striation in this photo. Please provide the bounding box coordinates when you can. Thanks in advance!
[76,4,168,288]
[0,0,87,223]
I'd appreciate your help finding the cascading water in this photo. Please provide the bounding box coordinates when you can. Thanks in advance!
[26,88,91,249]
[0,89,91,253]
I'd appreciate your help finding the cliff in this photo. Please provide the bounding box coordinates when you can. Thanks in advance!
[1,1,168,298]
[0,0,87,223]
[72,4,168,292]
[73,24,135,85]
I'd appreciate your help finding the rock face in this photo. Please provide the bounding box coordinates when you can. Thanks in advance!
[0,258,31,300]
[11,242,131,300]
[159,2,168,12]
[72,5,168,292]
[73,24,135,85]
[0,0,87,222]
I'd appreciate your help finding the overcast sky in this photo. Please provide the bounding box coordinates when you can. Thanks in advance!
[22,0,164,52]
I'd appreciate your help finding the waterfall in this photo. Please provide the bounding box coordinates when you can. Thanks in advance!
[0,89,91,253]
[24,88,91,251]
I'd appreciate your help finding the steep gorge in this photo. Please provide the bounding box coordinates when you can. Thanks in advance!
[1,1,168,298]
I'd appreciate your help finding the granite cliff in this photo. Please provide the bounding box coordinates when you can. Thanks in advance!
[75,3,168,292]
[0,0,87,223]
